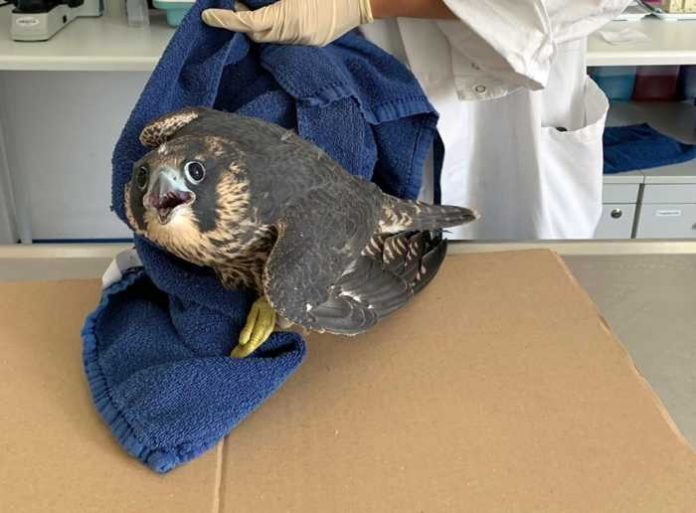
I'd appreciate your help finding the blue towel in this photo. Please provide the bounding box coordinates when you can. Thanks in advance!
[603,123,696,174]
[82,0,438,473]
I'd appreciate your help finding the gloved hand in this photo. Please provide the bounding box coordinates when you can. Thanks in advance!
[202,0,374,47]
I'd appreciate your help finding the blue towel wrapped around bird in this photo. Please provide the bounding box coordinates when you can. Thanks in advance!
[81,0,439,472]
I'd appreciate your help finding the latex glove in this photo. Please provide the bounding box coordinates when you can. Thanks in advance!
[202,0,374,47]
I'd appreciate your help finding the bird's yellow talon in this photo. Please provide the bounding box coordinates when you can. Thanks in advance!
[238,300,261,346]
[232,298,276,358]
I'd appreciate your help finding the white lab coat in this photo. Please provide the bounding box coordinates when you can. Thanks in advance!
[362,0,630,240]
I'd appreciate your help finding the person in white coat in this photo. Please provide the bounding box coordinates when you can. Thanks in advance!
[203,0,631,240]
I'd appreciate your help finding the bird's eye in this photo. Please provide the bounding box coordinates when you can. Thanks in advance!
[184,161,206,184]
[135,166,149,190]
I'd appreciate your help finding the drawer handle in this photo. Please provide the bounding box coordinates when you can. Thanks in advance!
[610,209,623,219]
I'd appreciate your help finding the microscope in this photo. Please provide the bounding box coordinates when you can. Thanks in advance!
[10,0,104,41]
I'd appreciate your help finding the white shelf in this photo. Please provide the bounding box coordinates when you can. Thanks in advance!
[587,18,696,67]
[1,3,695,72]
[0,2,172,71]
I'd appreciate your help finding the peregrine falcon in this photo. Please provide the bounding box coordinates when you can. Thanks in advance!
[125,107,477,357]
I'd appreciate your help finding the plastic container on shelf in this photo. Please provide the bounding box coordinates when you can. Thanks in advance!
[589,66,637,100]
[153,0,194,27]
[677,66,696,100]
[632,66,681,101]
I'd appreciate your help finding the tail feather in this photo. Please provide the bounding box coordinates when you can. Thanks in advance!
[380,198,479,233]
[411,233,448,294]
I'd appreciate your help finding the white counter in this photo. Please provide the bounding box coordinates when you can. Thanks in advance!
[0,4,695,71]
[0,3,171,71]
[587,18,696,67]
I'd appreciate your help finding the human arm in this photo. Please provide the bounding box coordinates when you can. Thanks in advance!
[201,0,456,46]
[434,0,630,94]
[370,0,456,19]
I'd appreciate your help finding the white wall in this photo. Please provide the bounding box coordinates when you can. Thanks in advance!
[0,71,149,241]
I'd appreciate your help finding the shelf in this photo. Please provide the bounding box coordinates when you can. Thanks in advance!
[0,2,172,71]
[1,2,695,72]
[607,101,696,144]
[587,18,696,67]
[605,101,696,185]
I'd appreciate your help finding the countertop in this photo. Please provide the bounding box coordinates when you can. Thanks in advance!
[1,2,695,71]
[1,240,695,447]
[0,2,172,71]
[587,16,696,66]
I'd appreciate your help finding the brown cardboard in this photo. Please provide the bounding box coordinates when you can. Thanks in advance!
[2,250,695,512]
[221,250,696,512]
[0,280,221,513]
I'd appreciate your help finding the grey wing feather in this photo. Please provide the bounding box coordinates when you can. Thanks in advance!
[268,226,448,335]
[263,194,379,329]
[309,231,446,334]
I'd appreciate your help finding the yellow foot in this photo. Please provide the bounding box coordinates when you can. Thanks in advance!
[231,298,276,358]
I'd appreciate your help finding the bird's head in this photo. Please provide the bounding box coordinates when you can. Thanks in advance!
[124,108,251,258]
[127,137,207,229]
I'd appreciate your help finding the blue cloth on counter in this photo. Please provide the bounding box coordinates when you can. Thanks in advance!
[82,0,438,473]
[82,268,305,473]
[603,123,696,174]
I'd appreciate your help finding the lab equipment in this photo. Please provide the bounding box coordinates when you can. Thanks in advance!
[660,0,696,12]
[10,0,103,41]
[640,0,696,19]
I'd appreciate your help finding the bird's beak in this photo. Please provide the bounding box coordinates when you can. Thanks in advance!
[145,169,194,225]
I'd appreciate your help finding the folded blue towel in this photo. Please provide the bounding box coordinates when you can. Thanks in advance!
[603,123,696,174]
[82,0,438,472]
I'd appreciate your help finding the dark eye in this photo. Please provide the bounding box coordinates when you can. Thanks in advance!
[184,161,206,184]
[135,166,149,190]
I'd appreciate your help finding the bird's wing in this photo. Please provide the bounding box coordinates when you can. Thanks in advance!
[263,195,375,331]
[265,196,447,334]
[305,231,447,335]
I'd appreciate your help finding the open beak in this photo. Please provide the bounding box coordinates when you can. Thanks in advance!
[145,170,194,224]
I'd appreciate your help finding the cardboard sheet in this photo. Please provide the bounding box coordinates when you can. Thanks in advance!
[0,280,221,513]
[2,250,695,512]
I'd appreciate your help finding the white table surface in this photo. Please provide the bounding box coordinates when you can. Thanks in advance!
[1,4,695,71]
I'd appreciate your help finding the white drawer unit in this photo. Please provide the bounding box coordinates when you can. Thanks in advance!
[602,184,641,204]
[636,204,696,239]
[598,174,643,240]
[642,184,696,204]
[636,161,696,239]
[595,204,637,239]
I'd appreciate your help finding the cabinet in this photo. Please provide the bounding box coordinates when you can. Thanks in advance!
[596,177,642,239]
[636,204,696,238]
[597,101,696,240]
[635,161,696,239]
[596,204,637,239]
